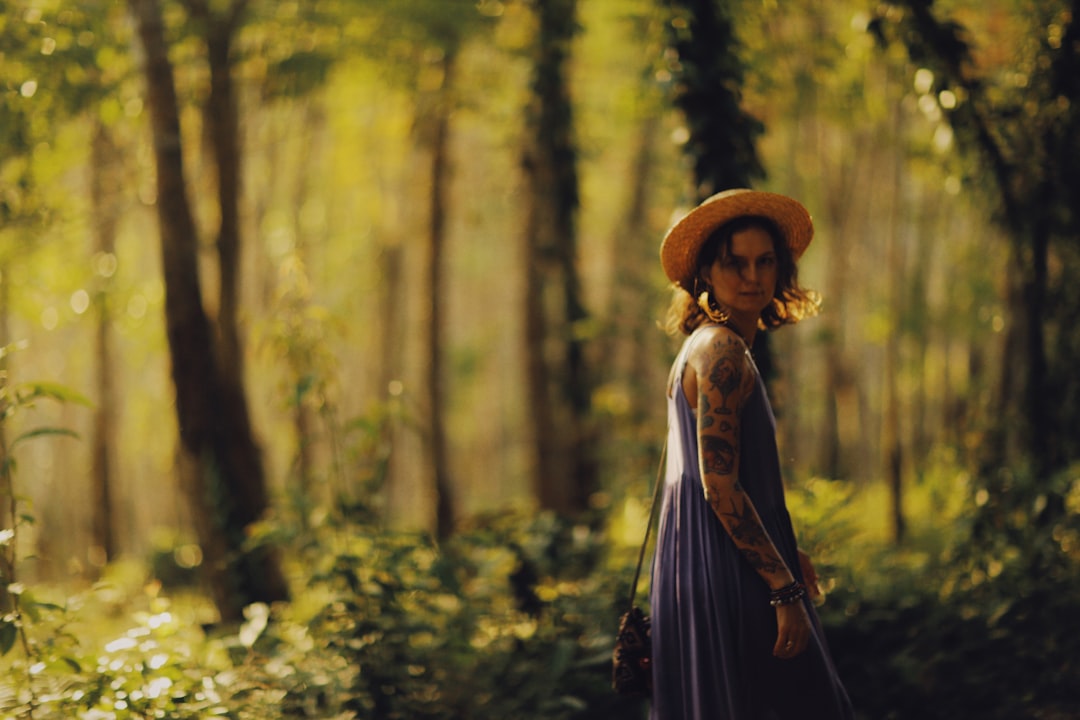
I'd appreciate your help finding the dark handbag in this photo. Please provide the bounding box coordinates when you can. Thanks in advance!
[612,442,666,697]
[612,606,652,695]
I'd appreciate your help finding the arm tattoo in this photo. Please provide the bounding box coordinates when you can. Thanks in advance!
[696,331,786,578]
[706,351,741,416]
[738,548,787,574]
[718,494,769,546]
[698,394,714,429]
[701,435,736,476]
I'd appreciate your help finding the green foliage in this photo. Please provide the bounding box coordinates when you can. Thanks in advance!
[1,0,131,235]
[0,357,91,716]
[794,463,1080,720]
[3,454,1080,719]
[298,509,635,719]
[2,559,356,718]
[0,505,648,719]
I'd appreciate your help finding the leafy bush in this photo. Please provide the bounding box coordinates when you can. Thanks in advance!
[299,509,645,719]
[5,384,1079,720]
[0,507,650,719]
[796,465,1080,720]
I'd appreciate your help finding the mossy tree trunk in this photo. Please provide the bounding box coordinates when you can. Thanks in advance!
[522,0,597,515]
[664,0,771,374]
[878,0,1080,529]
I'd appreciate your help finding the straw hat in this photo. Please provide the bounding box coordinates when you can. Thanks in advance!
[660,188,814,290]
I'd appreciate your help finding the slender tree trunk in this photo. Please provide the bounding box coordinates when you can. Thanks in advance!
[425,47,458,538]
[523,199,560,508]
[609,113,661,424]
[194,0,248,386]
[522,0,595,514]
[909,187,939,475]
[814,105,857,482]
[129,0,288,622]
[0,267,12,614]
[882,90,906,545]
[89,120,119,568]
[286,102,325,515]
[378,234,404,505]
[597,110,665,491]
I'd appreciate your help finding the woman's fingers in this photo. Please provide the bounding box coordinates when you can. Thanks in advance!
[774,603,812,658]
[774,632,807,658]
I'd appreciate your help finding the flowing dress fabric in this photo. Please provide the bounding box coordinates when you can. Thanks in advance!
[649,328,854,720]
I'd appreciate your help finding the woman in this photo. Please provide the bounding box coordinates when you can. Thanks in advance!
[650,189,854,719]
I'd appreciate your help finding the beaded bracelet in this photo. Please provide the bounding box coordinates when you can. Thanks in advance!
[768,580,807,607]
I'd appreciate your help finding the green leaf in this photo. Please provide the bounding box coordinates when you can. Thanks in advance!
[20,382,93,407]
[0,620,17,656]
[21,597,40,622]
[11,427,80,448]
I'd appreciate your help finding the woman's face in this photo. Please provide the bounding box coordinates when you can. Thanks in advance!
[701,225,778,320]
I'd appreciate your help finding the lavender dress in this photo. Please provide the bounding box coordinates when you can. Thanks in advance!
[649,327,854,719]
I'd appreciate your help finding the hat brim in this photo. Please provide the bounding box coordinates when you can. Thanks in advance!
[660,189,814,289]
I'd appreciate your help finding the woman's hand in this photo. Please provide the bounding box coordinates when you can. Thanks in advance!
[798,548,822,601]
[773,601,812,659]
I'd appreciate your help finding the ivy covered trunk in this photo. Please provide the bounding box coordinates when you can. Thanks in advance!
[664,0,774,376]
[871,1,1080,569]
[521,0,597,515]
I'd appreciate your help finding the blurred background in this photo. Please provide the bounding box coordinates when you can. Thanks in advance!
[1,0,1079,718]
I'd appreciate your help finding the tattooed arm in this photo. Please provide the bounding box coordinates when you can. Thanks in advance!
[685,326,811,658]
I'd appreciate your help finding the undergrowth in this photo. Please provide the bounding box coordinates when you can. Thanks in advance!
[1,422,1078,718]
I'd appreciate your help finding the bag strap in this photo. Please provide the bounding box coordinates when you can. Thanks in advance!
[625,438,667,613]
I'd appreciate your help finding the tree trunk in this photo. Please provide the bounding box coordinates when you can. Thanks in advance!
[605,113,661,424]
[0,267,12,614]
[884,0,1067,485]
[89,120,120,569]
[597,110,667,493]
[129,0,288,622]
[665,0,764,198]
[813,98,861,482]
[665,0,770,376]
[882,91,906,545]
[193,0,248,386]
[909,187,940,476]
[522,0,595,515]
[425,47,458,538]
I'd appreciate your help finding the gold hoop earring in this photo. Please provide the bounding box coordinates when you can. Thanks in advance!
[697,290,731,324]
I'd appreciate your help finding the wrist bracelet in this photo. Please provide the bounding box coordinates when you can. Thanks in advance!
[769,580,807,607]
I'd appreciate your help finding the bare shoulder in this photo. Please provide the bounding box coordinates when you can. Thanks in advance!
[686,326,755,410]
[687,325,750,374]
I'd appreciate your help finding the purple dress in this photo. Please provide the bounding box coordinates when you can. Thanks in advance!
[649,326,854,719]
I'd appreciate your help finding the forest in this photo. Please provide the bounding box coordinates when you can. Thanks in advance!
[2,0,1080,717]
